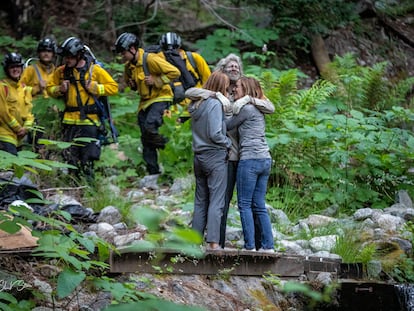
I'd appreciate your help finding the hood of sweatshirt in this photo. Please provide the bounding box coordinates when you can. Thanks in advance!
[185,87,214,101]
[188,97,210,122]
[187,88,215,122]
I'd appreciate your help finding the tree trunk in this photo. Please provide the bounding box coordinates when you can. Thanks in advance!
[104,0,117,49]
[310,34,331,78]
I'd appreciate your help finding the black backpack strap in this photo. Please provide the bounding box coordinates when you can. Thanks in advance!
[186,51,200,83]
[142,52,153,95]
[33,64,42,81]
[143,52,150,76]
[63,65,90,120]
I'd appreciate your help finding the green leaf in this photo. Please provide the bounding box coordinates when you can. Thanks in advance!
[0,221,22,234]
[0,292,18,305]
[97,240,111,262]
[59,211,72,222]
[313,192,331,202]
[131,206,166,232]
[57,269,86,298]
[0,302,14,311]
[170,228,203,244]
[76,236,96,253]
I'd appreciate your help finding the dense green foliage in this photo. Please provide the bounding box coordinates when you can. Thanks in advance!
[1,0,414,308]
[262,56,414,217]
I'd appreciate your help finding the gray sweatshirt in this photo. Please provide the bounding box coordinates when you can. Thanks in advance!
[188,96,232,153]
[227,97,274,161]
[225,104,271,160]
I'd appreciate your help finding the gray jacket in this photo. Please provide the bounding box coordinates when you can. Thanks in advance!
[225,104,271,160]
[188,93,232,153]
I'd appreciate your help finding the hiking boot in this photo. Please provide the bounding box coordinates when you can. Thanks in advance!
[139,174,160,190]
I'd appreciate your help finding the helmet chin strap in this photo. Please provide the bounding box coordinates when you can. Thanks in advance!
[128,48,137,65]
[66,54,84,68]
[74,53,84,68]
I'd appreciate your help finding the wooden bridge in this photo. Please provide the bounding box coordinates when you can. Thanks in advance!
[109,247,346,279]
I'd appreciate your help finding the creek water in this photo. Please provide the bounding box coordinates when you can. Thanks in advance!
[395,284,414,311]
[329,282,414,311]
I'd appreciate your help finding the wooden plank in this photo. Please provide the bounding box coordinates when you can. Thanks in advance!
[110,249,306,277]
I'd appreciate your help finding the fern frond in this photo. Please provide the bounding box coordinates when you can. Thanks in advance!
[363,62,389,110]
[390,76,414,108]
[278,69,299,98]
[295,80,337,110]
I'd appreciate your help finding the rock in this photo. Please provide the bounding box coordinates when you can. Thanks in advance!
[47,193,81,206]
[113,232,143,247]
[139,174,160,190]
[169,176,194,194]
[376,214,403,233]
[309,235,338,252]
[395,190,413,208]
[304,214,336,228]
[97,205,122,224]
[353,208,374,221]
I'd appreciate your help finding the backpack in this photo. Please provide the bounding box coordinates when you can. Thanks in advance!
[143,46,199,104]
[186,51,201,85]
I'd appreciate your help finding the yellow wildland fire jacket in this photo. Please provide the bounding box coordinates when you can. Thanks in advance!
[20,61,56,97]
[47,61,118,126]
[124,48,180,111]
[0,78,34,146]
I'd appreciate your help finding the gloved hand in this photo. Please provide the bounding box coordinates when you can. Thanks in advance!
[216,92,232,114]
[233,95,251,115]
[86,81,100,95]
[152,76,164,88]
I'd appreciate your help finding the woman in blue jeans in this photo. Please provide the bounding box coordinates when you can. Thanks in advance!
[225,77,274,252]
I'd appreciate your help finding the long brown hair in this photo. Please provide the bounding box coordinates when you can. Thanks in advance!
[238,76,264,99]
[203,71,230,95]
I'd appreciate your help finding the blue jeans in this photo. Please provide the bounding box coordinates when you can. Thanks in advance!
[220,160,238,248]
[237,158,274,250]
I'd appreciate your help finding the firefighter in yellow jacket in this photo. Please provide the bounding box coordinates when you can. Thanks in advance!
[114,32,180,187]
[159,32,211,122]
[0,52,34,155]
[21,37,57,97]
[20,37,57,153]
[47,37,118,180]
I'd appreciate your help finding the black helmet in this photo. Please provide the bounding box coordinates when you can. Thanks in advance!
[159,32,181,50]
[57,37,85,57]
[114,33,140,53]
[2,52,24,71]
[37,37,57,53]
